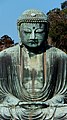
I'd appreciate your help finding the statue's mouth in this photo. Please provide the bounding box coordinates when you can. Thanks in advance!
[28,39,38,44]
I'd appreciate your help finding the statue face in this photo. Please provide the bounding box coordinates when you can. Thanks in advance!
[19,23,47,48]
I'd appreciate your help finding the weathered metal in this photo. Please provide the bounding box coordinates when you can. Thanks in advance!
[0,9,67,120]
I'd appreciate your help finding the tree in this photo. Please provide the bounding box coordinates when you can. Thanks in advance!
[47,5,67,53]
[0,35,14,51]
[61,1,67,9]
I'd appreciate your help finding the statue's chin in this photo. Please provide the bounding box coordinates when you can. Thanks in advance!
[23,41,47,53]
[24,42,42,48]
[26,43,40,48]
[23,44,38,50]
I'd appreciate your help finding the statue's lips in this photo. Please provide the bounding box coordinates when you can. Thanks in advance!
[28,39,38,44]
[28,42,37,44]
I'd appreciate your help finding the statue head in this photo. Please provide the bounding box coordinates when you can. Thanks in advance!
[17,9,49,50]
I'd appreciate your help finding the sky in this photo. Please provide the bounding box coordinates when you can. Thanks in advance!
[0,0,65,43]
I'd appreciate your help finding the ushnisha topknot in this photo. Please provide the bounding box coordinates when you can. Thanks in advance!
[17,9,48,27]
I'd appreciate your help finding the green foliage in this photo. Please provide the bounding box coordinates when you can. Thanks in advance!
[47,7,67,53]
[61,1,67,9]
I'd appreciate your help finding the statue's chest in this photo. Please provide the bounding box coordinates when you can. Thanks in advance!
[23,52,44,94]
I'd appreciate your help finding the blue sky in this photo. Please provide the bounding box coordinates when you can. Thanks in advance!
[0,0,65,43]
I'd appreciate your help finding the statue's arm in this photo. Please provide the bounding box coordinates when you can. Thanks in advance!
[46,53,67,105]
[0,53,22,119]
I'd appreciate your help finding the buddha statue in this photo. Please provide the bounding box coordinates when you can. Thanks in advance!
[0,9,67,120]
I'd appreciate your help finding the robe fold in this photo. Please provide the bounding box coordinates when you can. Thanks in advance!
[0,45,67,119]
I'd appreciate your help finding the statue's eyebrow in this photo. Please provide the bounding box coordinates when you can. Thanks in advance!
[35,28,44,31]
[23,27,31,30]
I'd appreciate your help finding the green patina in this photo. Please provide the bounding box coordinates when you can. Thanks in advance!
[0,9,67,120]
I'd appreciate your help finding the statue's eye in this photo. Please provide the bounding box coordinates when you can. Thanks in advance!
[24,29,31,33]
[36,29,44,33]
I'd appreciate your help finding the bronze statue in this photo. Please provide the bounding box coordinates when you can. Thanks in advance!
[0,9,67,120]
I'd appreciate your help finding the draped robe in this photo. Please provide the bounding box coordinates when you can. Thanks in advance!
[0,44,67,119]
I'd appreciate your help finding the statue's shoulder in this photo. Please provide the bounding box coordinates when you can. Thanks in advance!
[47,47,67,60]
[0,44,19,57]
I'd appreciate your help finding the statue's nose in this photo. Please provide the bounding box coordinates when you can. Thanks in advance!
[30,30,35,40]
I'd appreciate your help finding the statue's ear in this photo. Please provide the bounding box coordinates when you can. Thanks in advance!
[17,27,23,47]
[17,28,20,39]
[17,23,21,39]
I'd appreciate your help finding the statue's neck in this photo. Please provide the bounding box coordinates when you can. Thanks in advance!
[21,43,51,55]
[22,45,46,55]
[20,44,51,58]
